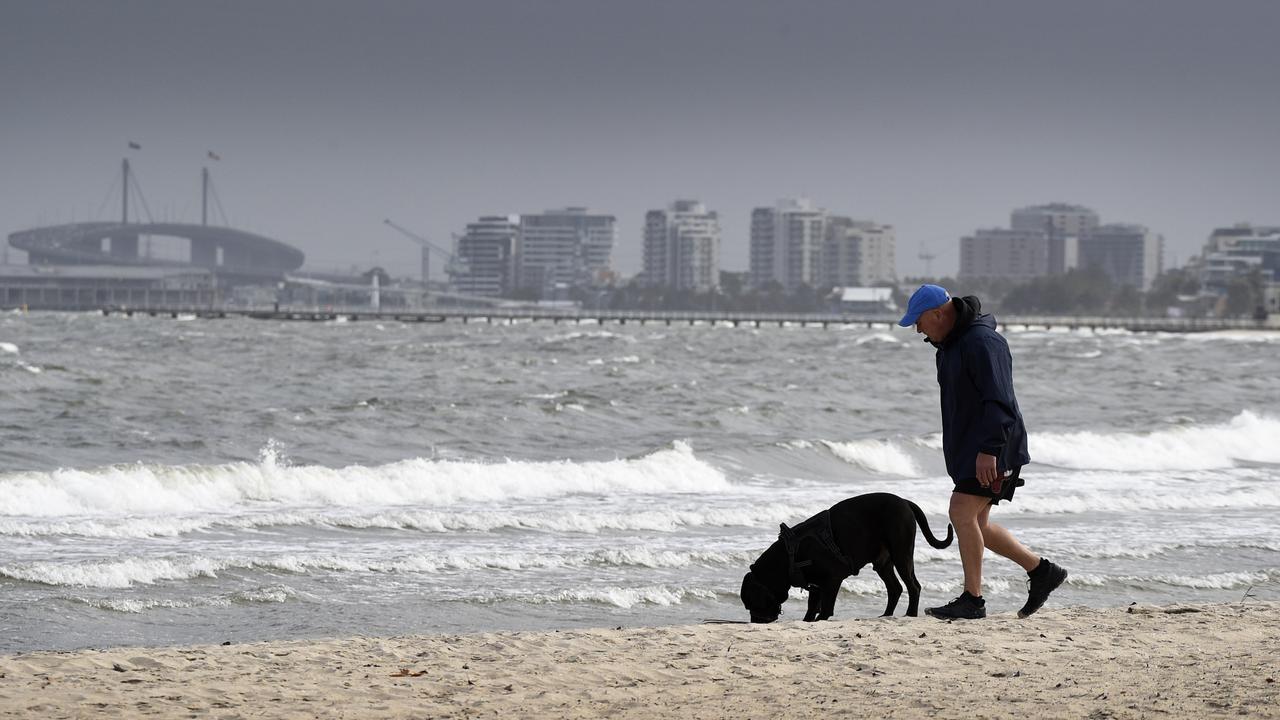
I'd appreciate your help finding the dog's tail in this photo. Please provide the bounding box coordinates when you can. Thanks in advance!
[908,500,953,549]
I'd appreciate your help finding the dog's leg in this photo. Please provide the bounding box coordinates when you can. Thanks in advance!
[804,588,821,622]
[818,581,841,620]
[873,561,903,616]
[891,553,923,617]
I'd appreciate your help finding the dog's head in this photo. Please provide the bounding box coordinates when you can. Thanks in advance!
[740,570,782,623]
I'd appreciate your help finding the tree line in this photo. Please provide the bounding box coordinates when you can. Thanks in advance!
[570,266,1266,318]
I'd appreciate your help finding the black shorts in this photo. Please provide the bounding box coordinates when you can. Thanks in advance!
[953,466,1024,505]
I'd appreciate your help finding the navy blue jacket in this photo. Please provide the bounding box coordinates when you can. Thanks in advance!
[934,297,1030,480]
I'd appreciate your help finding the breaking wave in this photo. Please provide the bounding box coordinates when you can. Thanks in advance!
[0,441,728,519]
[822,439,923,477]
[1031,410,1280,470]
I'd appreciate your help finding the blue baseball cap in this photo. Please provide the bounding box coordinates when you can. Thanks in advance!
[898,284,950,327]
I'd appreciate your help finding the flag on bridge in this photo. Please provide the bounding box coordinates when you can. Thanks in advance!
[207,150,220,161]
[128,141,141,149]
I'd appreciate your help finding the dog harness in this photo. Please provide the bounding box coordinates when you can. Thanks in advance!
[778,509,857,589]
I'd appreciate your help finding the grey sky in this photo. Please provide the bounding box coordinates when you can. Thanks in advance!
[3,0,1278,278]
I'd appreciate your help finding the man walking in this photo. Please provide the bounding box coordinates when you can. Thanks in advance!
[899,284,1067,619]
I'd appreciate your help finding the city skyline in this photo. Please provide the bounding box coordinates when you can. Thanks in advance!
[3,0,1278,278]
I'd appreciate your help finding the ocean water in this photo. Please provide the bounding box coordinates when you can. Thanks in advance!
[1,311,1278,652]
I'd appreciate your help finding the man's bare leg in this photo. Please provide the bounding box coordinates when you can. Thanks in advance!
[949,492,991,596]
[977,504,1039,572]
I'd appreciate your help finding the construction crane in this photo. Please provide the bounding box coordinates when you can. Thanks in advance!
[918,243,938,278]
[383,218,455,283]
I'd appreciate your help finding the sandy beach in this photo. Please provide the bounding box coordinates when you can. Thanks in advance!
[2,601,1276,719]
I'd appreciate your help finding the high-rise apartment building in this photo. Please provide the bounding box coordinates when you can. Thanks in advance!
[959,228,1050,281]
[516,207,616,298]
[1197,223,1280,294]
[451,215,519,297]
[642,200,721,292]
[1011,203,1099,275]
[749,198,827,291]
[1079,224,1163,290]
[825,217,896,287]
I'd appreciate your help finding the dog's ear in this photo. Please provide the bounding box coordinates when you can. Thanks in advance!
[779,522,790,534]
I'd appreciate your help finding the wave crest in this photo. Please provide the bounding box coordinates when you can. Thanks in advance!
[0,441,728,518]
[1032,410,1280,471]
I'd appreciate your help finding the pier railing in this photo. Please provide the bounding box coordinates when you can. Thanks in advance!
[80,305,1279,332]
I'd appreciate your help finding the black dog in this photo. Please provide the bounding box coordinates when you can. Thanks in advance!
[740,493,952,623]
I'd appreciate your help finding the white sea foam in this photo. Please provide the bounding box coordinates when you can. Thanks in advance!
[64,585,298,613]
[989,472,1280,515]
[822,439,922,477]
[1173,330,1280,343]
[915,433,945,450]
[1031,410,1280,470]
[828,576,1014,598]
[522,585,721,608]
[1068,570,1277,590]
[852,332,901,345]
[0,545,940,588]
[0,557,224,588]
[0,342,18,354]
[0,502,822,538]
[541,330,635,344]
[0,441,729,518]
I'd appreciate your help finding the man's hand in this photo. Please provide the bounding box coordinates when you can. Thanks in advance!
[976,452,1002,489]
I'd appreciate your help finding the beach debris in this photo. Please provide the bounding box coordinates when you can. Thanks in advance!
[112,664,127,672]
[918,632,927,638]
[390,668,427,677]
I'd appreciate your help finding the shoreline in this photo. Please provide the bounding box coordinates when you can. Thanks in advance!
[2,601,1276,718]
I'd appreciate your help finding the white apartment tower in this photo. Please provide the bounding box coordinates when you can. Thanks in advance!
[643,200,721,292]
[825,217,897,287]
[452,215,519,297]
[1011,203,1100,274]
[516,207,616,298]
[1079,224,1163,290]
[749,198,828,291]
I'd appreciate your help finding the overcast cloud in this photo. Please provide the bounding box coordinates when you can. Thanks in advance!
[3,0,1278,277]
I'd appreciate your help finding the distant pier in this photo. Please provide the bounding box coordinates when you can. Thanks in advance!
[84,305,1279,333]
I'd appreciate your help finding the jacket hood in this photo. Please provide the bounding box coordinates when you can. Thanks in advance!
[940,296,991,347]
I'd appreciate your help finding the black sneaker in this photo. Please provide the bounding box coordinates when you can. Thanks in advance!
[1018,559,1068,618]
[926,591,987,620]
